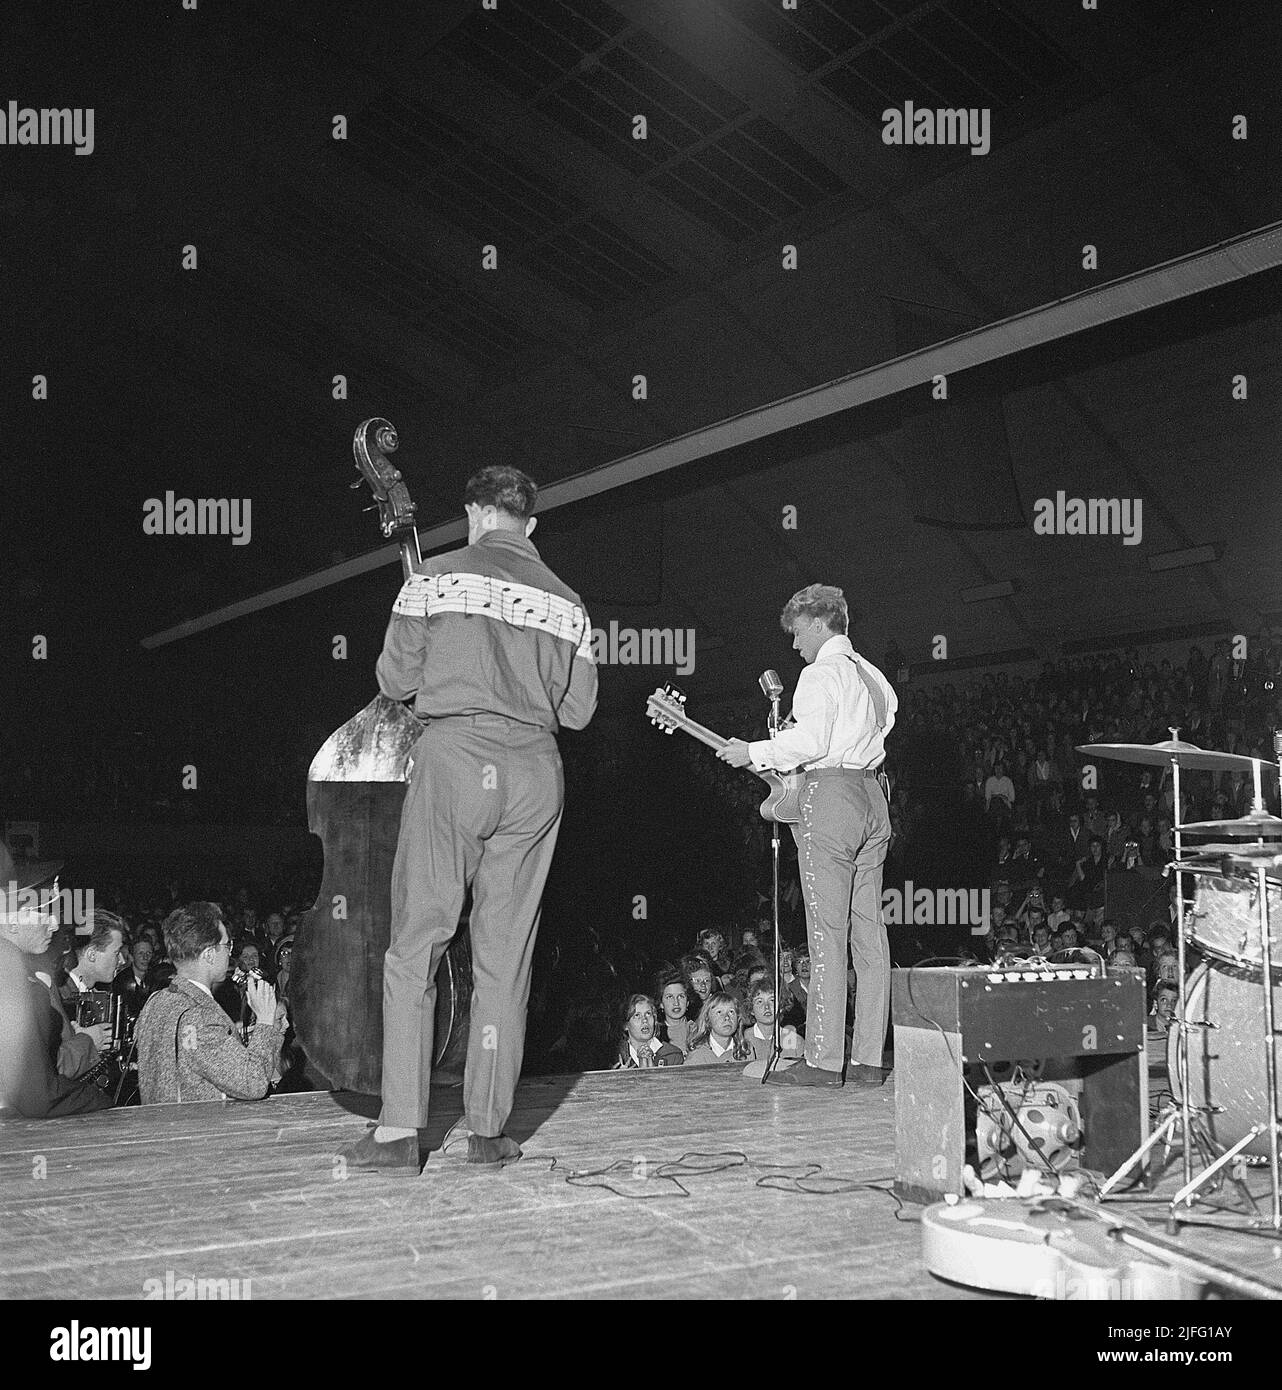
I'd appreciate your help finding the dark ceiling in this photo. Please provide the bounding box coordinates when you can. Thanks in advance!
[5,0,1281,740]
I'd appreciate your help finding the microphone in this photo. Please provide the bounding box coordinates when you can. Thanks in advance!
[759,669,784,700]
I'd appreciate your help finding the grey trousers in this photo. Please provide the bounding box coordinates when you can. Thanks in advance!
[791,770,891,1072]
[381,716,563,1134]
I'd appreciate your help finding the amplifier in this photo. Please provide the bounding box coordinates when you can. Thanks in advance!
[891,965,1149,1203]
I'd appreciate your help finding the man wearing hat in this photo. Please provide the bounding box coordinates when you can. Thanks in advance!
[0,872,112,1118]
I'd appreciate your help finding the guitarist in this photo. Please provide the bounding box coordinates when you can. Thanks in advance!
[717,584,896,1090]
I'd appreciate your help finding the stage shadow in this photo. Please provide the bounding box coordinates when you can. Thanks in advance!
[325,1071,584,1154]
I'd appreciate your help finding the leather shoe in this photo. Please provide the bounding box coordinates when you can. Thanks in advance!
[467,1133,522,1168]
[846,1064,890,1089]
[336,1123,421,1175]
[764,1061,843,1088]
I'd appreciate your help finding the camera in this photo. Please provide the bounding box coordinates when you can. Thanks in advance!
[232,967,264,988]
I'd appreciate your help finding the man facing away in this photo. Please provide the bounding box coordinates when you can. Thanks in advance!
[340,465,597,1173]
[717,584,897,1089]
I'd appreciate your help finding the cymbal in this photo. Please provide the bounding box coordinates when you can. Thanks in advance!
[1077,740,1266,772]
[1178,844,1282,869]
[1179,813,1282,838]
[1177,841,1282,859]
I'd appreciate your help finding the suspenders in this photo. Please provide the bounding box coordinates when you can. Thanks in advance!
[844,653,891,799]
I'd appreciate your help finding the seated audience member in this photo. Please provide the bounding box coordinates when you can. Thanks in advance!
[787,952,810,1006]
[114,932,160,1025]
[1047,895,1070,933]
[684,991,753,1066]
[984,760,1015,828]
[682,954,716,1011]
[136,902,287,1104]
[1031,924,1052,955]
[1009,834,1042,886]
[1071,836,1108,925]
[214,940,267,1037]
[273,936,294,1002]
[613,994,683,1069]
[1057,925,1080,951]
[1091,919,1118,954]
[656,973,694,1053]
[1019,903,1048,940]
[1152,951,1180,1002]
[1151,982,1179,1032]
[1109,946,1137,969]
[695,929,732,982]
[743,980,803,1063]
[0,905,111,1117]
[730,949,769,1006]
[1139,925,1171,977]
[263,912,287,949]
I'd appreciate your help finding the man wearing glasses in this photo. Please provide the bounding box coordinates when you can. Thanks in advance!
[136,902,286,1104]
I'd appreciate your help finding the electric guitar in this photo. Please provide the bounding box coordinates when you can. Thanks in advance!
[645,685,802,824]
[921,1197,1208,1299]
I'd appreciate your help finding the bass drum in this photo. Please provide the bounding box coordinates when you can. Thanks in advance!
[1168,959,1280,1158]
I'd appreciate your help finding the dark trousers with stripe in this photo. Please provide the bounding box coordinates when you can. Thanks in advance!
[791,769,891,1072]
[381,715,564,1135]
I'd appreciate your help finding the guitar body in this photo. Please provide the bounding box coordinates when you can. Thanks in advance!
[922,1199,1204,1300]
[756,769,802,825]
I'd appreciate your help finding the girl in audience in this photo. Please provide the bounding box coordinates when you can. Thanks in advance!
[684,991,752,1066]
[656,974,694,1054]
[614,993,684,1068]
[743,980,803,1063]
[682,955,716,1012]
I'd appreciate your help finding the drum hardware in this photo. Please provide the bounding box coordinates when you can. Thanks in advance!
[1083,732,1282,1229]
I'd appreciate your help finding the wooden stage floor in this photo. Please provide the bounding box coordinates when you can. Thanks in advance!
[3,1063,1282,1300]
[0,1067,985,1301]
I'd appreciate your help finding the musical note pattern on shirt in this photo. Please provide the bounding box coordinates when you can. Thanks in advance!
[393,571,593,661]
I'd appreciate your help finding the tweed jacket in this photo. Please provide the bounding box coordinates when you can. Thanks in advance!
[136,977,284,1104]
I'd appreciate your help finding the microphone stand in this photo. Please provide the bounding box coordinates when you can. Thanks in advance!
[763,688,784,1083]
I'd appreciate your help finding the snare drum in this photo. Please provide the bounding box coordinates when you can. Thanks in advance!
[1168,959,1282,1158]
[1186,873,1282,975]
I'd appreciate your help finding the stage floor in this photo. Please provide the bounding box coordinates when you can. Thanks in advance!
[3,1064,1281,1300]
[0,1067,983,1301]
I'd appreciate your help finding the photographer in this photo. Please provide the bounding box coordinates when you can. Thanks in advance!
[0,903,112,1118]
[57,912,127,1071]
[136,902,286,1104]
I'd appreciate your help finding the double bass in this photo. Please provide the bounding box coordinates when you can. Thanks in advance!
[291,419,469,1092]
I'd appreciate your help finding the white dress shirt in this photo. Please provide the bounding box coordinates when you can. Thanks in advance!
[747,635,897,772]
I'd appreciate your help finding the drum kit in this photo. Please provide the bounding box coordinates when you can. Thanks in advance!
[1080,730,1282,1231]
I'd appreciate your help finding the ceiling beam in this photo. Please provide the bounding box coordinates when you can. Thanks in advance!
[142,220,1282,648]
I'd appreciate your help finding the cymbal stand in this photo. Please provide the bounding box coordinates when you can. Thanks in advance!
[1254,858,1282,1229]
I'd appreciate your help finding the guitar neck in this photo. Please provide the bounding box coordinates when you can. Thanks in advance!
[664,711,729,753]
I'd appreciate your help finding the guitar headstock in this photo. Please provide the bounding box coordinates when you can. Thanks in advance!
[352,417,418,541]
[645,683,687,735]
